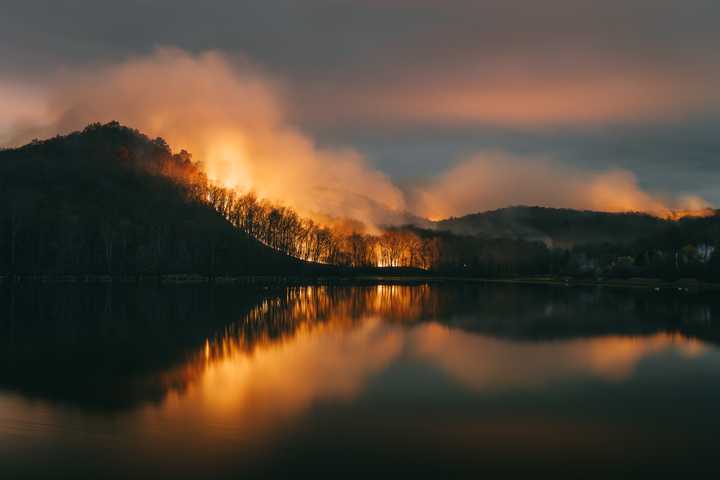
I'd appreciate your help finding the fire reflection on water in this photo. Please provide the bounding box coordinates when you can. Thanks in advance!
[138,285,710,448]
[149,286,426,439]
[0,284,718,478]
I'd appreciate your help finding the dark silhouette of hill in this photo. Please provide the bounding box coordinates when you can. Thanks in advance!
[434,206,674,247]
[0,122,329,276]
[428,206,720,280]
[2,122,718,280]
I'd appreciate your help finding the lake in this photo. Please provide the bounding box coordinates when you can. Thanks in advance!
[1,283,720,478]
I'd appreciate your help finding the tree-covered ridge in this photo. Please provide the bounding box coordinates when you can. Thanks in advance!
[0,122,443,275]
[1,121,719,281]
[435,206,674,247]
[0,122,317,276]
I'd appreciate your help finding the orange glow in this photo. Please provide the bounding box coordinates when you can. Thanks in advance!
[665,208,716,220]
[160,286,710,404]
[122,286,712,450]
[412,324,707,388]
[148,290,408,443]
[300,59,720,128]
[412,153,714,219]
[2,49,713,223]
[4,49,405,229]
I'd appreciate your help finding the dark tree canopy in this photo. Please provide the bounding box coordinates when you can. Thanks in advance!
[1,122,719,281]
[0,122,322,276]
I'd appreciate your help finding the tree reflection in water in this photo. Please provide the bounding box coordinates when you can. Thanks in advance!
[2,283,720,478]
[1,283,719,412]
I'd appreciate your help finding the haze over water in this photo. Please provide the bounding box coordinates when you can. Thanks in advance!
[1,284,720,478]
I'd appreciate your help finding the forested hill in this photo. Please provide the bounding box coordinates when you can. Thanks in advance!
[3,122,719,280]
[434,206,675,247]
[0,122,323,276]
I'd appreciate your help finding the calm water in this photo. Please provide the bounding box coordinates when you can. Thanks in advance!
[1,283,720,478]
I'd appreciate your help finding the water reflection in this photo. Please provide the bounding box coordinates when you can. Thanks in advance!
[157,286,717,425]
[413,326,706,388]
[152,316,402,444]
[2,284,719,410]
[2,284,720,477]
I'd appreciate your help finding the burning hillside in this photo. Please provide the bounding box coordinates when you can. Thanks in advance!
[2,49,712,229]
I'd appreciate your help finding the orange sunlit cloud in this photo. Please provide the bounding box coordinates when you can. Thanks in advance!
[1,49,713,222]
[2,49,406,228]
[297,58,720,129]
[0,81,48,144]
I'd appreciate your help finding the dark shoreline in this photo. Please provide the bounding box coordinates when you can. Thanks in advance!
[1,273,718,292]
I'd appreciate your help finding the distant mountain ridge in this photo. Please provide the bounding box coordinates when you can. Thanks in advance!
[430,206,716,247]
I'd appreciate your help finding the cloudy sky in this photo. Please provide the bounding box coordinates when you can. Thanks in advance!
[1,0,719,212]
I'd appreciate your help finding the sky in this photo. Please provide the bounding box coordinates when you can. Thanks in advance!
[1,0,719,217]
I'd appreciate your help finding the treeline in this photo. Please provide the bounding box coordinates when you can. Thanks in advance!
[2,122,719,281]
[436,205,671,247]
[566,217,720,281]
[0,122,323,276]
[203,178,720,281]
[0,122,561,276]
[200,179,559,274]
[204,186,440,268]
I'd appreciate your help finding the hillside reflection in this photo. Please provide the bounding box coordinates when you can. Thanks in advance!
[3,284,720,478]
[1,283,719,414]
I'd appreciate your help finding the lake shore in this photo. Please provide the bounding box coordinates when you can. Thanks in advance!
[1,273,718,292]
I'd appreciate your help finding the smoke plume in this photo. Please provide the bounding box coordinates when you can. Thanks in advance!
[410,152,710,220]
[3,48,405,229]
[1,49,711,224]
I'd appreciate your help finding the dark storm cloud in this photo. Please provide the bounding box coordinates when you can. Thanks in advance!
[1,0,719,205]
[4,1,718,73]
